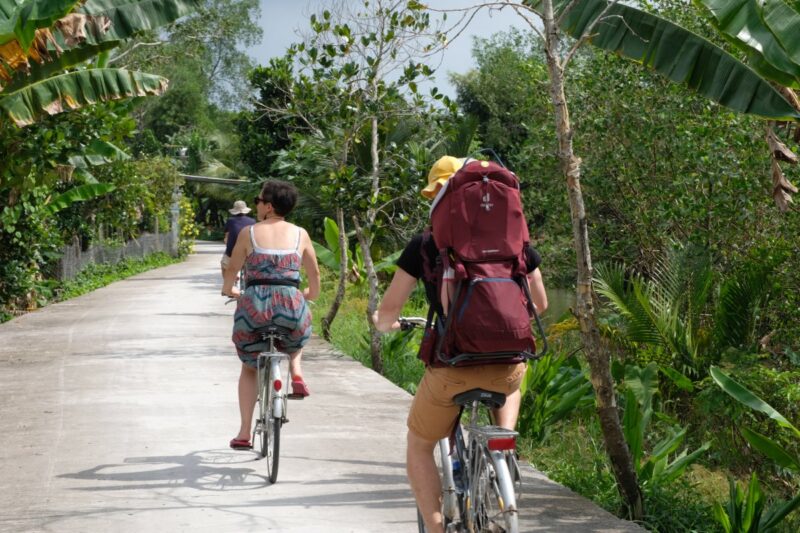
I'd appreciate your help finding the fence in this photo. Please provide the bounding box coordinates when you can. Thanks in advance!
[56,232,177,281]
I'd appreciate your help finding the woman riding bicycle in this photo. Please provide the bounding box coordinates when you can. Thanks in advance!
[373,156,548,533]
[222,180,321,450]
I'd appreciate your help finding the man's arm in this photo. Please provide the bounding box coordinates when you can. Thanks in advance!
[373,268,417,332]
[527,268,548,313]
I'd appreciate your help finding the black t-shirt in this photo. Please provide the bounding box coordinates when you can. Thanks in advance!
[224,215,256,257]
[396,233,542,306]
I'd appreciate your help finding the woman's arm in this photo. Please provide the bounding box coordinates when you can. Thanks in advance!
[222,227,249,296]
[527,268,548,313]
[373,268,417,332]
[300,228,321,301]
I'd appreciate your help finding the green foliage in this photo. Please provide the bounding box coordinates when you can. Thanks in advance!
[711,366,800,473]
[42,183,116,216]
[528,416,721,532]
[595,244,779,378]
[713,473,800,533]
[622,362,711,490]
[527,0,800,120]
[58,252,179,301]
[365,328,425,393]
[695,0,800,89]
[0,0,201,126]
[312,216,402,284]
[517,350,594,443]
[178,194,199,256]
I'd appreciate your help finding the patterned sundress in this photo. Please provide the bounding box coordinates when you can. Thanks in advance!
[232,225,312,367]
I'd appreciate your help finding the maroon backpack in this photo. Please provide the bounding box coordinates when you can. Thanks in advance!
[420,158,543,367]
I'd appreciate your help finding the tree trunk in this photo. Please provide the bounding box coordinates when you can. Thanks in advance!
[353,215,383,374]
[322,206,348,340]
[541,0,643,520]
[353,115,385,374]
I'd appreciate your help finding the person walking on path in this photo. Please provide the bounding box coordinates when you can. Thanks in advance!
[221,200,256,278]
[373,156,548,533]
[221,181,321,450]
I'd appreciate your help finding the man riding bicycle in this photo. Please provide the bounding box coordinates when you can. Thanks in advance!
[373,156,548,533]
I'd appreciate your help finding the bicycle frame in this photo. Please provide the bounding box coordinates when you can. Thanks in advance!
[256,336,289,420]
[437,400,520,532]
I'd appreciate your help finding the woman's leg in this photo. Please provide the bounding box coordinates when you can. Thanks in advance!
[288,348,303,381]
[236,363,257,440]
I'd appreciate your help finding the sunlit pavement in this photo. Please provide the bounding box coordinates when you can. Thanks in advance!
[0,241,641,532]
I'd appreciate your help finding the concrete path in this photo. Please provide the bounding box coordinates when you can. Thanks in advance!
[0,242,642,532]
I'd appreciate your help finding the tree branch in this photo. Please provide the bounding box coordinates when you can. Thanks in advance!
[108,41,165,65]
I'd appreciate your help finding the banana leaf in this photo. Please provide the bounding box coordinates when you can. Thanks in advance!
[761,0,800,66]
[527,0,800,120]
[77,0,202,43]
[741,427,800,471]
[710,366,800,437]
[42,182,115,215]
[0,0,79,50]
[312,240,338,271]
[68,139,130,168]
[3,40,120,92]
[0,67,167,126]
[695,0,800,88]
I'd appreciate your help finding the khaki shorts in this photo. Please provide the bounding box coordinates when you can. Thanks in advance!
[407,362,526,442]
[220,254,231,269]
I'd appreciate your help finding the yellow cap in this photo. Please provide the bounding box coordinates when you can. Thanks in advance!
[421,156,467,199]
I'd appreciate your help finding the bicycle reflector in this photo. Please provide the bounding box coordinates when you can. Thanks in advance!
[273,379,282,392]
[487,436,517,451]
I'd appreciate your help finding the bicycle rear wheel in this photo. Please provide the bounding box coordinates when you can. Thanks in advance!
[255,363,270,458]
[474,449,518,532]
[265,415,281,483]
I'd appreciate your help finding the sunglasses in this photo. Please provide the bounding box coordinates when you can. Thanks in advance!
[253,196,265,205]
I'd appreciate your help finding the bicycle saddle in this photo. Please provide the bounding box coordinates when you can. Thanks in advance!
[253,324,294,341]
[452,388,507,409]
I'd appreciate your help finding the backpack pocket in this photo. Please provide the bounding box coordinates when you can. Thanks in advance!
[447,277,534,356]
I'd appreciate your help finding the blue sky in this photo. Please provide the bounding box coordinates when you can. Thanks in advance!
[252,1,531,98]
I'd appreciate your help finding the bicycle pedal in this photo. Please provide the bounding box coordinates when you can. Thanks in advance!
[288,393,305,400]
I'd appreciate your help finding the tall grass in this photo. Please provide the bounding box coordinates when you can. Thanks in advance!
[310,269,428,392]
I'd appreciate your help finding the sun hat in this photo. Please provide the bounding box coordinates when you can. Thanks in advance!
[229,200,252,215]
[421,156,467,199]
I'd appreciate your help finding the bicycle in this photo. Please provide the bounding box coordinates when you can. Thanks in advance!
[251,324,304,484]
[400,316,532,533]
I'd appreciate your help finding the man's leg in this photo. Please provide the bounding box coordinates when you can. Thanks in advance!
[407,429,444,533]
[493,388,521,430]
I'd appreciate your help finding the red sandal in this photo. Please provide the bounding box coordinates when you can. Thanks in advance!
[229,438,252,450]
[291,378,310,397]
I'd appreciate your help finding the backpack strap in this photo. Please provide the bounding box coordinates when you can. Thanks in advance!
[420,229,445,316]
[420,228,436,283]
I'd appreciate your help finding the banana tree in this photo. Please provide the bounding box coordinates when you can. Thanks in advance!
[0,0,200,126]
[526,0,800,210]
[710,366,800,473]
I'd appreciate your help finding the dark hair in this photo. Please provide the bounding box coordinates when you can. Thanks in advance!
[259,180,298,216]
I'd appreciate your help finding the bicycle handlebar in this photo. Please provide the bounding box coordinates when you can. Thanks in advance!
[398,316,427,330]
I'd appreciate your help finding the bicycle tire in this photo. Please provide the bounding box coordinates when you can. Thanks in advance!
[266,416,281,483]
[475,449,518,533]
[257,364,270,458]
[416,508,426,532]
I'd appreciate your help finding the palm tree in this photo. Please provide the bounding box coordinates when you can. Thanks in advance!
[594,245,776,378]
